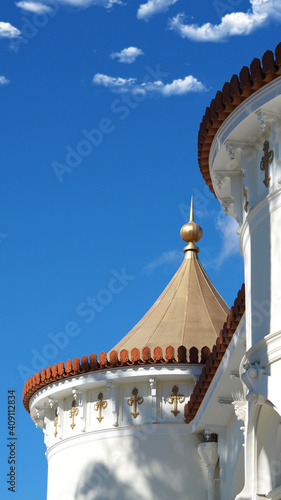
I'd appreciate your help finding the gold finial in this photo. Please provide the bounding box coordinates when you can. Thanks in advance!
[189,195,194,222]
[180,197,203,256]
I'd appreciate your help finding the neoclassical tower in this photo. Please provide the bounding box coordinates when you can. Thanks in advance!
[197,41,281,499]
[23,202,229,500]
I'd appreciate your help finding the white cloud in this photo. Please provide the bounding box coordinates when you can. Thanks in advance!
[161,75,206,95]
[143,250,182,273]
[111,47,144,64]
[52,0,122,8]
[91,0,123,7]
[214,212,240,268]
[0,22,21,38]
[137,0,178,21]
[169,0,280,42]
[16,0,124,10]
[92,73,206,96]
[0,76,10,85]
[93,73,137,91]
[15,1,52,13]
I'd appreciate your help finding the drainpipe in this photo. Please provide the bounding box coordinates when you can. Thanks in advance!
[198,441,219,500]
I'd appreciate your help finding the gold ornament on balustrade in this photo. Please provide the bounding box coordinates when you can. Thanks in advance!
[260,140,274,188]
[127,388,144,419]
[243,188,249,213]
[69,399,79,430]
[94,392,108,423]
[167,386,185,417]
[54,408,58,438]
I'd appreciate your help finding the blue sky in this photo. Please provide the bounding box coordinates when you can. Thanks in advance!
[1,0,281,497]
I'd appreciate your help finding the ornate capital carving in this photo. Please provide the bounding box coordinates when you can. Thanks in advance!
[241,362,265,403]
[72,388,78,400]
[232,400,247,423]
[34,406,45,428]
[256,108,280,132]
[214,173,230,190]
[221,197,234,215]
[224,140,243,170]
[48,397,56,409]
[226,142,236,160]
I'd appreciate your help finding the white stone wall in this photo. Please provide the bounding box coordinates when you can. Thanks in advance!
[219,413,244,500]
[46,427,207,500]
[209,78,281,499]
[30,366,205,500]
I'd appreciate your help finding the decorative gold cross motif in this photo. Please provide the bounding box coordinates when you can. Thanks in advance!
[260,140,274,188]
[243,188,249,213]
[54,409,58,438]
[94,392,108,423]
[167,386,185,417]
[127,388,144,419]
[69,399,79,430]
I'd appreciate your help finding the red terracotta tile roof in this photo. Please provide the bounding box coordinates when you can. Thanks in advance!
[184,284,245,423]
[23,285,244,416]
[22,344,211,413]
[199,42,281,194]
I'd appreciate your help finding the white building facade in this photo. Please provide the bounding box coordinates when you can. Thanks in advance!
[24,41,281,500]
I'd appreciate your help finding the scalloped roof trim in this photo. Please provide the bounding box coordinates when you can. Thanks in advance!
[22,344,211,413]
[198,42,281,194]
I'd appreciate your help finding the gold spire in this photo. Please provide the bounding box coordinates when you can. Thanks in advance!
[180,196,203,257]
[111,198,229,354]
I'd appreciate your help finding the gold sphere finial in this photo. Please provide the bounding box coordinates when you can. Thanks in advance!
[180,197,203,255]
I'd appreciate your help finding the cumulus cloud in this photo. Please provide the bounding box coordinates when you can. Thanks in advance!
[93,73,137,90]
[137,0,178,21]
[111,47,144,64]
[0,22,21,38]
[169,0,280,42]
[15,1,53,13]
[143,250,182,273]
[161,75,206,95]
[212,212,240,268]
[0,76,10,85]
[92,73,206,96]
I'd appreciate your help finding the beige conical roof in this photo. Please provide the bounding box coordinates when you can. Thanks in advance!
[112,199,229,354]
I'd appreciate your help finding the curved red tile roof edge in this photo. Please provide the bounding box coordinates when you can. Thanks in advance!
[22,344,211,413]
[199,42,281,194]
[184,284,245,424]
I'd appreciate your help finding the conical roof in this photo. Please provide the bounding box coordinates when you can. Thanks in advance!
[22,199,231,414]
[112,199,229,354]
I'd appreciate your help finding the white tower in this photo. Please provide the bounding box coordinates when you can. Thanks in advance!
[198,41,281,499]
[23,201,229,500]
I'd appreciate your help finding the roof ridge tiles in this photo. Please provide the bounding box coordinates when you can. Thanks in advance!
[275,42,281,68]
[22,344,210,413]
[184,284,245,424]
[262,50,278,80]
[81,355,89,373]
[239,66,254,94]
